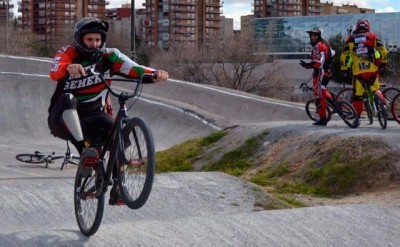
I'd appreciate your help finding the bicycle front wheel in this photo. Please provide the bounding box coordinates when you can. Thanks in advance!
[15,153,46,164]
[117,117,155,210]
[335,88,353,102]
[337,100,359,128]
[74,164,105,236]
[375,94,387,129]
[305,98,332,122]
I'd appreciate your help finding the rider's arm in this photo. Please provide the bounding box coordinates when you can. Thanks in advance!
[340,41,353,71]
[103,48,157,82]
[308,43,326,69]
[374,36,388,65]
[49,46,78,81]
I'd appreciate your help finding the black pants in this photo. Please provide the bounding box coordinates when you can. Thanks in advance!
[48,93,114,153]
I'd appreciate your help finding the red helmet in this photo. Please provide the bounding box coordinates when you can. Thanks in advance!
[355,19,370,32]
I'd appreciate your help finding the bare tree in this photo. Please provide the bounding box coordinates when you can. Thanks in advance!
[151,35,288,99]
[0,25,40,56]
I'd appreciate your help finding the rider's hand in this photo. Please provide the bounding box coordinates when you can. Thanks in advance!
[67,64,86,78]
[154,70,169,82]
[299,60,306,67]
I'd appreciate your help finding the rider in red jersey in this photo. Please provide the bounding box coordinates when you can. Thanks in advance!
[300,27,335,126]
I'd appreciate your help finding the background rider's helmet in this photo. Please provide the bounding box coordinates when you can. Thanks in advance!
[73,17,109,57]
[307,27,323,46]
[346,25,355,36]
[355,19,370,33]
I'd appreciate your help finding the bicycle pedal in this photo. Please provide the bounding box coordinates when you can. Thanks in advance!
[128,159,143,166]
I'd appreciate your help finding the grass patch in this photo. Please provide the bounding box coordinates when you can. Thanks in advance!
[251,169,320,195]
[250,162,290,187]
[250,163,289,186]
[252,186,294,210]
[274,194,307,208]
[276,181,321,195]
[155,130,227,173]
[200,131,228,146]
[204,132,269,176]
[250,141,387,197]
[155,139,200,172]
[303,150,376,195]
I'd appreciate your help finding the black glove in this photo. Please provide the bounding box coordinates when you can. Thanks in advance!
[300,60,314,69]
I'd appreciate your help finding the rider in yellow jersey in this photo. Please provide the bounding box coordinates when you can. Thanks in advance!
[340,19,388,116]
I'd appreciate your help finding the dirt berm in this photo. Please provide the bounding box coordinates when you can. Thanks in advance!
[158,122,400,208]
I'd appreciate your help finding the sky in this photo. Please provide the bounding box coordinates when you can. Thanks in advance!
[113,0,400,29]
[9,0,400,29]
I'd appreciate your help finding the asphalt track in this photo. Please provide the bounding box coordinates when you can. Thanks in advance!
[0,55,399,246]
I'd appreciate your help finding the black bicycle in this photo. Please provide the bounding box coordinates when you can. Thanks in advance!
[74,69,156,236]
[300,81,359,128]
[16,141,79,170]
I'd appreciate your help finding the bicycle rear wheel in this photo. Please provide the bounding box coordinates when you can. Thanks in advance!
[117,117,155,210]
[336,100,359,128]
[305,98,332,122]
[382,87,400,120]
[74,163,105,236]
[15,153,45,164]
[374,94,387,129]
[391,93,400,124]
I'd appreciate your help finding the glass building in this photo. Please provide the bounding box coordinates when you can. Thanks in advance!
[252,12,400,56]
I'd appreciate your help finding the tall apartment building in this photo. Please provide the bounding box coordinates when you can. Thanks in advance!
[143,0,223,49]
[321,2,375,15]
[241,14,253,37]
[221,16,233,40]
[0,0,14,25]
[18,0,108,48]
[105,6,147,42]
[253,0,322,18]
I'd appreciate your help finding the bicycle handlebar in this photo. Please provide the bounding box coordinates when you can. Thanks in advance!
[299,76,313,90]
[88,68,156,99]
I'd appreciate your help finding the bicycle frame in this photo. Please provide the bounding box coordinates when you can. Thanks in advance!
[79,70,153,199]
[298,76,314,92]
[358,77,378,113]
[365,86,377,111]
